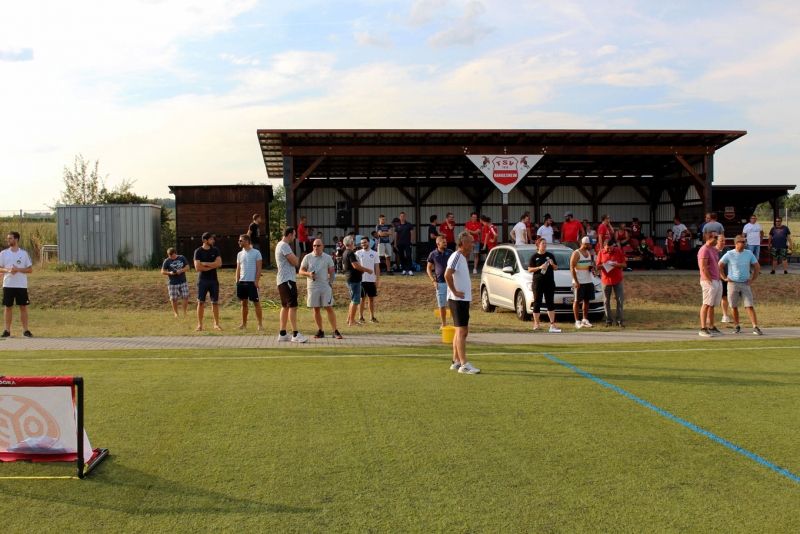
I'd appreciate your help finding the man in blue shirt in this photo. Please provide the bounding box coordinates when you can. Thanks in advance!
[161,247,190,318]
[426,235,452,329]
[719,235,762,335]
[235,234,263,331]
[394,211,415,275]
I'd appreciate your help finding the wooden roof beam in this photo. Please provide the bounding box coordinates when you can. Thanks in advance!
[283,145,715,157]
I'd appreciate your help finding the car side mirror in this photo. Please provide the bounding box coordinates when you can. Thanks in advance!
[502,266,514,274]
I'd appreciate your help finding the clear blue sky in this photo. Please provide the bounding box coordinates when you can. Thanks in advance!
[1,0,798,211]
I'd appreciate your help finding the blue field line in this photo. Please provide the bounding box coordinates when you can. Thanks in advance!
[542,353,800,485]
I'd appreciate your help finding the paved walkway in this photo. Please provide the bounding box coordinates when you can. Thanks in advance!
[1,328,799,351]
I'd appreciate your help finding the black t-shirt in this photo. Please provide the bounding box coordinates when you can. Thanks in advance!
[194,246,220,283]
[248,222,260,242]
[529,251,556,285]
[395,222,414,246]
[427,224,438,244]
[342,249,362,283]
[162,255,189,285]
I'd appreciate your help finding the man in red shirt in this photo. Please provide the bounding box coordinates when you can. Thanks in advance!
[596,239,627,327]
[439,212,457,251]
[560,211,585,250]
[297,216,310,257]
[465,212,483,274]
[480,215,498,252]
[597,214,614,250]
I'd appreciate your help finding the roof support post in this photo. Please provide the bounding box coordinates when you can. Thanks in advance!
[704,154,714,215]
[283,156,295,230]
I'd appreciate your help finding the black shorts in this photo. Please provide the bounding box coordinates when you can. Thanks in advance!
[2,287,30,307]
[361,282,377,298]
[721,280,728,298]
[236,281,260,302]
[574,282,594,303]
[197,279,219,304]
[448,299,471,327]
[278,281,299,308]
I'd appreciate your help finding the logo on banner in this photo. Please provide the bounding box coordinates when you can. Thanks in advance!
[724,206,736,221]
[467,155,542,194]
[0,395,61,449]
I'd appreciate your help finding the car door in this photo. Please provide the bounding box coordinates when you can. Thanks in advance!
[483,247,510,309]
[495,247,519,308]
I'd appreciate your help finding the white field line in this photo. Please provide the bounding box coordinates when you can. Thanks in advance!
[1,345,799,363]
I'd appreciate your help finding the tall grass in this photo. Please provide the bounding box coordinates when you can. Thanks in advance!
[0,218,57,263]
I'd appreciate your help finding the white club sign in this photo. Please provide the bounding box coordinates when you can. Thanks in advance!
[466,155,543,194]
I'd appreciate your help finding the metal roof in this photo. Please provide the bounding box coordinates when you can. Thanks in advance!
[256,129,746,182]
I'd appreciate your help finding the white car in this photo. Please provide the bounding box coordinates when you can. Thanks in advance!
[479,244,605,321]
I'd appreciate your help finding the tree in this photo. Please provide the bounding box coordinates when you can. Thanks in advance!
[269,185,286,246]
[785,193,800,213]
[58,154,106,205]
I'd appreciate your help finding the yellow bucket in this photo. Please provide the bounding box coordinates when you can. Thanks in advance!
[441,326,455,344]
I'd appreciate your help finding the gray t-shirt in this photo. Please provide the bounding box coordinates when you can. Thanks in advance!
[702,221,724,236]
[300,253,334,289]
[275,241,296,285]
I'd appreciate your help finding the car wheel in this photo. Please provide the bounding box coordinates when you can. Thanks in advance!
[515,290,531,321]
[481,286,496,312]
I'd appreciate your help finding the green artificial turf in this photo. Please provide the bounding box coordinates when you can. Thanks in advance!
[1,340,799,532]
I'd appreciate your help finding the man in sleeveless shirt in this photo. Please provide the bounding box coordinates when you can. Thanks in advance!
[570,236,595,329]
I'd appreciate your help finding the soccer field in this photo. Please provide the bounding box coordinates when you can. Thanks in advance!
[2,340,799,532]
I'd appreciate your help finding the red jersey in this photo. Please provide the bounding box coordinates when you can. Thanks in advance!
[439,221,456,244]
[482,223,498,250]
[297,223,308,243]
[596,248,625,285]
[561,219,583,242]
[465,220,482,242]
[597,223,612,244]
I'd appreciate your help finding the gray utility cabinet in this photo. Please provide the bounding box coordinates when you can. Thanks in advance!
[57,204,161,266]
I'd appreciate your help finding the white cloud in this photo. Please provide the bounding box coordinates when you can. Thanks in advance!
[408,0,448,27]
[354,31,394,48]
[0,47,34,62]
[596,44,618,56]
[219,53,261,66]
[428,1,493,47]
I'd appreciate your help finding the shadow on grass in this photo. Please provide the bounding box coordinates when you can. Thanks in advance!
[1,458,315,515]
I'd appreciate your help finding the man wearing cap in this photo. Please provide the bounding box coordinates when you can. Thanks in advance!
[719,235,763,335]
[570,236,595,329]
[193,232,222,331]
[561,212,585,250]
[596,239,627,327]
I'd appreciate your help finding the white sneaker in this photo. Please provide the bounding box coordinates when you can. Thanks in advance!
[472,269,478,274]
[401,270,408,275]
[581,319,593,328]
[408,271,414,276]
[291,333,308,343]
[277,333,291,342]
[458,362,481,374]
[721,315,731,323]
[449,361,461,371]
[575,320,582,329]
[548,325,562,333]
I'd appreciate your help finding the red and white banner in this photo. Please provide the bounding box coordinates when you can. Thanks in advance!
[467,155,542,194]
[0,387,93,463]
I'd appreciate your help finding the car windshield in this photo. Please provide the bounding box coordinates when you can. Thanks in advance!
[518,249,574,270]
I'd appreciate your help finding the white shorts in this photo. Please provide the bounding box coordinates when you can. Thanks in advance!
[377,243,392,257]
[700,279,722,307]
[307,285,334,308]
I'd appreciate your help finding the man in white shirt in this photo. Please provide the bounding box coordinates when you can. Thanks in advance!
[536,216,555,244]
[1,232,33,338]
[742,215,763,258]
[444,231,480,374]
[671,217,687,242]
[511,213,529,246]
[356,236,381,323]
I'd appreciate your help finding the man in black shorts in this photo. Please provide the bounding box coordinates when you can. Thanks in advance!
[248,214,262,250]
[193,232,222,331]
[1,231,34,338]
[275,227,307,342]
[444,231,480,374]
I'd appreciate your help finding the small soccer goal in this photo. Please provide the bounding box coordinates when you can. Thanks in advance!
[0,376,109,479]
